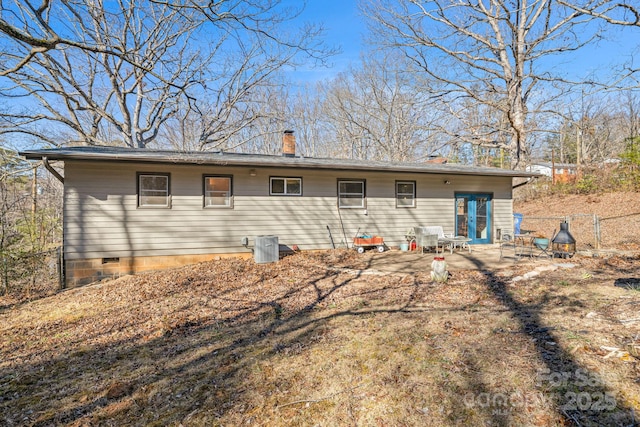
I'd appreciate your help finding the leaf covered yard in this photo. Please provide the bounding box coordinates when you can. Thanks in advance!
[1,250,639,426]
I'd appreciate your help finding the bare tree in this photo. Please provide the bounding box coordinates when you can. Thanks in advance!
[577,92,639,163]
[0,146,62,295]
[560,1,640,89]
[0,0,332,74]
[0,0,334,149]
[0,0,137,77]
[287,83,335,158]
[319,54,445,162]
[0,1,207,148]
[544,89,639,166]
[163,53,303,152]
[558,1,640,26]
[620,90,640,141]
[160,79,281,152]
[362,0,635,168]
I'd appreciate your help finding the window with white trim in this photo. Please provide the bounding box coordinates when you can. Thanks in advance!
[270,177,302,195]
[338,179,365,208]
[204,175,232,208]
[138,173,170,208]
[396,181,416,208]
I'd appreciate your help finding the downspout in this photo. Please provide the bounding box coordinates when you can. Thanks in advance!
[512,176,537,189]
[43,157,64,184]
[42,156,66,289]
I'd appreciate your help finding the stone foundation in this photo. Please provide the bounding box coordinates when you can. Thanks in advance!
[64,252,251,288]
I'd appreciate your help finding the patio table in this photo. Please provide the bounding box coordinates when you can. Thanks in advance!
[440,236,472,254]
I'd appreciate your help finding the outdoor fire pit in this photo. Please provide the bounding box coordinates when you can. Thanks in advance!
[552,221,576,258]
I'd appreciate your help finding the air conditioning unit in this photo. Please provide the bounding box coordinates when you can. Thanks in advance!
[254,235,279,263]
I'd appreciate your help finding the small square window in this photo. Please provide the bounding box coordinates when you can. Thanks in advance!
[270,177,302,196]
[338,180,365,208]
[204,176,232,208]
[396,181,416,208]
[138,173,170,208]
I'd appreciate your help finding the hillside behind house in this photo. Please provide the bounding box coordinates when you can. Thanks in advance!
[514,191,640,251]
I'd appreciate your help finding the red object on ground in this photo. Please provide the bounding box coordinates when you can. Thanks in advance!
[353,236,384,245]
[410,241,417,251]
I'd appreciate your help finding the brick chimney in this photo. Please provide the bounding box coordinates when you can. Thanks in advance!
[283,130,295,157]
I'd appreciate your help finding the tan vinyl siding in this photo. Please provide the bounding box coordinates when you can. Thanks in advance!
[63,160,515,260]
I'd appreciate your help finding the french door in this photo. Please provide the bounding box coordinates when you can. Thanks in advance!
[455,194,492,244]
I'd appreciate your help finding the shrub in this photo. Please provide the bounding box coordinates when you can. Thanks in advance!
[575,174,598,194]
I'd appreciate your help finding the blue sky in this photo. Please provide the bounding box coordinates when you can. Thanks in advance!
[303,0,366,63]
[290,0,367,81]
[293,0,639,84]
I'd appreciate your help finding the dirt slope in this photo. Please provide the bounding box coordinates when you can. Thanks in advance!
[515,191,640,250]
[515,191,640,220]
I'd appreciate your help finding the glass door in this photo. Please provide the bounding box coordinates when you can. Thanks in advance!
[455,194,492,244]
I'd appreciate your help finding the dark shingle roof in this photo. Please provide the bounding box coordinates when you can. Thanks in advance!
[20,146,539,178]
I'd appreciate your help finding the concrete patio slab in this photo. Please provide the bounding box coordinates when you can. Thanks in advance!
[364,244,557,275]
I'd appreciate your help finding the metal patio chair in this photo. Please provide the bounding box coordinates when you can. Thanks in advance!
[499,229,517,261]
[415,227,441,254]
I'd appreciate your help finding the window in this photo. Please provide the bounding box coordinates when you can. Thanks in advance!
[396,181,416,208]
[204,175,232,208]
[338,179,365,208]
[270,177,302,196]
[138,173,170,208]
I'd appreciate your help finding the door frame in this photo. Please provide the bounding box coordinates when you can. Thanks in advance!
[455,193,493,244]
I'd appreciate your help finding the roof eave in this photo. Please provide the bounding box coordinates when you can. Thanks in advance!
[19,149,541,178]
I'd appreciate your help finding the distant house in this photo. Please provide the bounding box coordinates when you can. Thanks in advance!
[21,133,539,287]
[527,162,578,183]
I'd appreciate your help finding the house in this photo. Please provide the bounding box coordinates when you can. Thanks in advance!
[527,162,578,183]
[21,133,539,287]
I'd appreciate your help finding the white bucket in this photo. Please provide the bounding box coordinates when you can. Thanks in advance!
[400,242,409,251]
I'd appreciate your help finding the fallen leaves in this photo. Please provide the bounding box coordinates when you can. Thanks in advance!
[1,249,639,426]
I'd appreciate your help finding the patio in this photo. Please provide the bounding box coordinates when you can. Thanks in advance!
[364,244,557,275]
